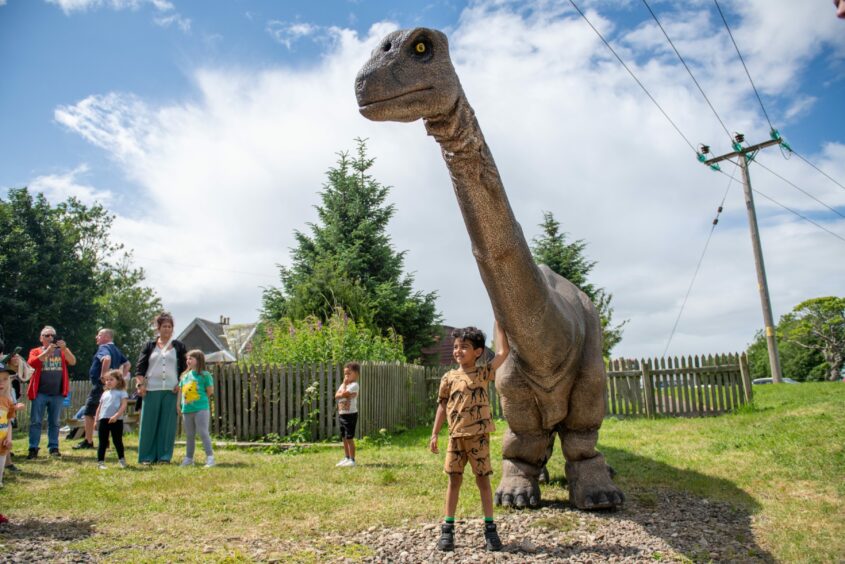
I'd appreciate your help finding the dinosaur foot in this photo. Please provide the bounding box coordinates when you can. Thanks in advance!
[494,459,541,509]
[538,466,550,484]
[565,454,624,511]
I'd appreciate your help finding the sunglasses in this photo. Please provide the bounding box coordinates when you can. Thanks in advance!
[42,334,56,338]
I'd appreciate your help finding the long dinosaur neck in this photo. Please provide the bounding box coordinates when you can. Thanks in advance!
[424,95,562,367]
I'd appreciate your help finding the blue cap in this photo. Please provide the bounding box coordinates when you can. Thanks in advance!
[0,361,12,375]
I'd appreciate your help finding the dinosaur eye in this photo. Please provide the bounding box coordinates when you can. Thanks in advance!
[410,37,432,60]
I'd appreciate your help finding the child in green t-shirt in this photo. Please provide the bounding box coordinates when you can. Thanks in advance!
[177,350,215,467]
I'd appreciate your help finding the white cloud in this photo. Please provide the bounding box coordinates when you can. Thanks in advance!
[28,164,114,206]
[266,20,320,49]
[53,3,845,359]
[154,12,190,32]
[0,1,7,7]
[47,0,189,33]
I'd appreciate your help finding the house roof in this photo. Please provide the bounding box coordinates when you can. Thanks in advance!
[177,318,230,353]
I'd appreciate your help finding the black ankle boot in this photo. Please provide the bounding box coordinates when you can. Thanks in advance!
[437,522,455,551]
[484,521,502,552]
[26,448,38,460]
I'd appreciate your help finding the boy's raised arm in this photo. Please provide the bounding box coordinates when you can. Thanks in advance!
[490,320,509,372]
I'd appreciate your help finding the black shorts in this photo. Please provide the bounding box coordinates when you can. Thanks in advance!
[83,386,104,417]
[338,413,358,439]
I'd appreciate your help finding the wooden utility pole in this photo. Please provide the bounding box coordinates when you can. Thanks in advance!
[703,135,784,383]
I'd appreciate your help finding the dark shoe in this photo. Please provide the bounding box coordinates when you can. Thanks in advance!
[26,448,38,460]
[72,440,94,450]
[49,448,62,457]
[484,522,503,552]
[437,523,455,552]
[6,464,20,474]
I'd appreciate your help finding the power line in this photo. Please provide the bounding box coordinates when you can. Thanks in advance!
[642,0,734,143]
[663,164,737,356]
[713,165,845,244]
[754,158,845,219]
[791,149,845,192]
[567,0,698,154]
[713,0,775,132]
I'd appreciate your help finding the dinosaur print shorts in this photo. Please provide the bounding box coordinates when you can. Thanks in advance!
[444,433,492,476]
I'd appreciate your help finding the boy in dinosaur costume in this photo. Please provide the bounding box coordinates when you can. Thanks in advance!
[355,28,623,511]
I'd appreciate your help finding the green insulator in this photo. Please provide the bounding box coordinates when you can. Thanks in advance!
[732,142,742,152]
[697,153,706,163]
[770,129,782,141]
[709,163,721,172]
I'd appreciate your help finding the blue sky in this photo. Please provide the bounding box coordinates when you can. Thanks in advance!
[1,0,843,359]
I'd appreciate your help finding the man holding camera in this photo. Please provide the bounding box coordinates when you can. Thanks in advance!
[26,326,76,459]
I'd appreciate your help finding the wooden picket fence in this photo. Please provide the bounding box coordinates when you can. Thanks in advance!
[208,361,430,441]
[17,353,751,442]
[604,353,752,417]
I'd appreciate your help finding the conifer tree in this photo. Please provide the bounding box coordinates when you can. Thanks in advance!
[262,139,440,361]
[531,211,625,357]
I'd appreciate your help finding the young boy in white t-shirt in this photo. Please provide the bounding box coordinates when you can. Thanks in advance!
[334,362,360,468]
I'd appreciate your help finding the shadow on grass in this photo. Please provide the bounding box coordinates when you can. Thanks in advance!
[1,517,95,543]
[529,446,774,562]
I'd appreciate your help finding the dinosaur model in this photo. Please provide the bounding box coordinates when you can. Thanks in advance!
[355,28,623,510]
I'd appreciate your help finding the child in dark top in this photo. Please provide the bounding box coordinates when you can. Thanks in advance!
[430,322,509,552]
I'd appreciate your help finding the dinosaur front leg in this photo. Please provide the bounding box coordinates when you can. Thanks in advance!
[495,427,551,508]
[494,359,550,509]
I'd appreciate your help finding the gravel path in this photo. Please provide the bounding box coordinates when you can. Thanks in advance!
[0,488,774,563]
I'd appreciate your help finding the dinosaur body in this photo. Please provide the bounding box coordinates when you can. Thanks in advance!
[355,27,623,510]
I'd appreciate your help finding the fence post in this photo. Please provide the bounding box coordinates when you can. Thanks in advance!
[739,352,753,403]
[641,360,655,418]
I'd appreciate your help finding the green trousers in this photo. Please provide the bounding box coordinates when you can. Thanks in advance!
[138,390,177,463]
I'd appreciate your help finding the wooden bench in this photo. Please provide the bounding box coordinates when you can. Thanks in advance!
[64,403,141,436]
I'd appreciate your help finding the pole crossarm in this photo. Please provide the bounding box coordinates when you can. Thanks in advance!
[705,138,782,166]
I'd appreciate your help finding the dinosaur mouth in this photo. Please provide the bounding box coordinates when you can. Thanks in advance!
[358,86,434,109]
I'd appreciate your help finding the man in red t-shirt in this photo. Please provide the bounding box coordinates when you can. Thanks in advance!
[26,326,76,459]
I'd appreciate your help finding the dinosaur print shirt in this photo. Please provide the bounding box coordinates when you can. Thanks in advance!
[438,365,495,438]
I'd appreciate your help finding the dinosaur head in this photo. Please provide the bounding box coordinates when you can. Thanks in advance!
[355,27,462,122]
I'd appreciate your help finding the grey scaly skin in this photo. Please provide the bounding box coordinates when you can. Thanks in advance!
[355,28,623,510]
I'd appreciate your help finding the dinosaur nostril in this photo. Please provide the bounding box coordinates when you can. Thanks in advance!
[382,41,391,52]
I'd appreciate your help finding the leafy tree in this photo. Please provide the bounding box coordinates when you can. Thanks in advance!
[746,328,827,381]
[251,309,405,365]
[746,296,844,381]
[0,188,160,374]
[95,254,163,365]
[262,139,440,361]
[530,211,626,357]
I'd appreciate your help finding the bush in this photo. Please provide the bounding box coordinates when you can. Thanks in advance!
[251,308,406,364]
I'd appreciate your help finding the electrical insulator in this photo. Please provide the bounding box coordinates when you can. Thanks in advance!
[712,218,718,225]
[717,206,723,213]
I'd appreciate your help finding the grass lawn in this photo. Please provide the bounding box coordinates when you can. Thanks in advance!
[2,382,843,562]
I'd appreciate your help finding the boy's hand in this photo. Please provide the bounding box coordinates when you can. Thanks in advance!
[108,415,118,424]
[3,436,11,448]
[429,434,439,454]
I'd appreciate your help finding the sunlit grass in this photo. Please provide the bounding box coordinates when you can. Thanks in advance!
[4,382,842,562]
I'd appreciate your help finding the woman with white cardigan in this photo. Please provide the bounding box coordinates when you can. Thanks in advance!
[135,312,187,464]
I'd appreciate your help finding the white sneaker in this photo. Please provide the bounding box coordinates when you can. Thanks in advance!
[180,457,194,467]
[204,456,215,468]
[97,462,106,470]
[336,458,350,467]
[346,459,356,467]
[118,459,127,469]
